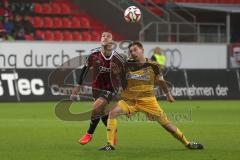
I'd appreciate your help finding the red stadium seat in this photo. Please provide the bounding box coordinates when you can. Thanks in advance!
[61,3,71,14]
[53,17,63,28]
[36,30,44,40]
[80,17,90,28]
[43,17,53,28]
[28,16,34,25]
[62,17,71,28]
[91,31,100,41]
[54,31,63,41]
[33,17,43,28]
[24,34,34,41]
[51,3,61,14]
[42,3,52,14]
[44,30,54,41]
[72,31,82,41]
[71,17,81,28]
[81,32,91,41]
[63,31,73,41]
[34,3,42,13]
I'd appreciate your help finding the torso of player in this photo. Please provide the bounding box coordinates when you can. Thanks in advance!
[88,48,115,91]
[121,60,160,99]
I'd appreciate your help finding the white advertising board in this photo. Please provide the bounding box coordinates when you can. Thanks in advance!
[0,42,227,69]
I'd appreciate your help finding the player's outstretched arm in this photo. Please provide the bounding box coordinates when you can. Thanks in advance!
[158,79,175,103]
[165,92,175,103]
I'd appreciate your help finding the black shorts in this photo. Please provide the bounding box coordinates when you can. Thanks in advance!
[92,89,114,103]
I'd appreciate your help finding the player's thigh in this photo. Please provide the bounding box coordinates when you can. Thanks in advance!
[137,97,170,125]
[117,99,137,116]
[92,97,108,115]
[137,97,160,115]
[92,89,113,112]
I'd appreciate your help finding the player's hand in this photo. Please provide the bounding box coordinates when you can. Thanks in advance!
[70,94,78,101]
[166,93,175,103]
[70,85,80,101]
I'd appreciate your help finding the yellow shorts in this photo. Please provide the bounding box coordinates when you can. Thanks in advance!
[118,97,170,125]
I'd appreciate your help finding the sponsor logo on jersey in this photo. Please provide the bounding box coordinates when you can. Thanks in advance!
[99,66,111,73]
[126,73,150,81]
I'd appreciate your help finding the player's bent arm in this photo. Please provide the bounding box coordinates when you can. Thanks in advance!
[70,65,89,100]
[152,62,175,103]
[77,65,89,85]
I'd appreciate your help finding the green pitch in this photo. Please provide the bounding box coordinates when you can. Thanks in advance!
[0,100,240,160]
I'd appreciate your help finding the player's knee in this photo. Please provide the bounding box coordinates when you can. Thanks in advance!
[109,110,116,118]
[109,107,119,118]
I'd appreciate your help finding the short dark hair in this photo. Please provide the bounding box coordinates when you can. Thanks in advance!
[128,41,143,49]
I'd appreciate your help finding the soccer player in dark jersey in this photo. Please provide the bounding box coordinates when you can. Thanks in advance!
[70,32,122,145]
[99,41,204,151]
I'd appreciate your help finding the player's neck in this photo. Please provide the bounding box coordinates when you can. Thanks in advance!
[138,57,146,63]
[101,47,112,57]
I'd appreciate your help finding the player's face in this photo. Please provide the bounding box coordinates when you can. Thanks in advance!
[101,32,113,46]
[129,45,144,61]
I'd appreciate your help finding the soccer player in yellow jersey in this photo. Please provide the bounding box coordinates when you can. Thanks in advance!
[99,41,204,151]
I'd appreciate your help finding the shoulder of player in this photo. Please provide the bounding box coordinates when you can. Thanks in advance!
[147,58,158,64]
[86,47,102,61]
[113,52,128,63]
[146,59,162,73]
[147,59,160,67]
[84,47,101,64]
[89,47,101,56]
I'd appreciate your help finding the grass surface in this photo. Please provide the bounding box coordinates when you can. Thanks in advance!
[0,100,240,160]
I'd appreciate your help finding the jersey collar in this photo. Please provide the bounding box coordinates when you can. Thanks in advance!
[100,50,114,60]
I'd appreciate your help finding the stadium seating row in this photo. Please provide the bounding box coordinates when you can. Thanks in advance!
[35,30,100,41]
[34,3,71,15]
[29,16,90,29]
[1,0,123,41]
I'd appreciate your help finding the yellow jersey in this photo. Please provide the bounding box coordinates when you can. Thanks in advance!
[120,59,163,99]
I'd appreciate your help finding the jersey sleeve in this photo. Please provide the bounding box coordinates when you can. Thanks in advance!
[151,62,170,94]
[85,53,94,67]
[77,65,89,85]
[77,53,94,85]
[151,62,164,80]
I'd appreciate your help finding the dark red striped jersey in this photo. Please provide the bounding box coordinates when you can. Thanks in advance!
[78,47,120,92]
